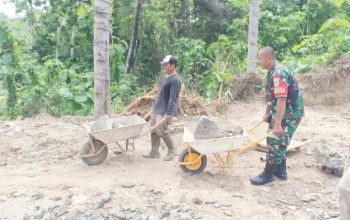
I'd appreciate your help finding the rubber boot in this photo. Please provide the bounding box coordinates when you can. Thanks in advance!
[162,135,176,161]
[143,134,161,158]
[250,162,276,185]
[274,159,287,180]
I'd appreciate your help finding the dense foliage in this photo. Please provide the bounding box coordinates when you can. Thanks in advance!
[1,0,350,118]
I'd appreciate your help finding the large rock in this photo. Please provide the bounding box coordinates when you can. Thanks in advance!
[192,197,203,205]
[194,116,224,140]
[31,193,44,201]
[91,192,112,209]
[122,181,136,188]
[314,143,345,176]
[50,205,67,218]
[90,115,112,132]
[108,207,123,217]
[33,207,45,219]
[0,160,7,166]
[222,125,243,136]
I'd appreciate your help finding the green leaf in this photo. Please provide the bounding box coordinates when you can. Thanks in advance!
[77,6,87,17]
[278,36,288,44]
[340,38,350,52]
[334,0,345,7]
[74,96,88,103]
[311,35,319,41]
[0,30,8,44]
[69,100,82,110]
[335,18,350,28]
[319,19,333,33]
[218,35,229,43]
[110,85,117,93]
[119,84,129,91]
[223,72,231,82]
[117,64,124,74]
[292,44,302,53]
[114,44,126,56]
[86,94,94,105]
[59,87,73,99]
[60,73,70,83]
[2,53,13,65]
[298,47,309,54]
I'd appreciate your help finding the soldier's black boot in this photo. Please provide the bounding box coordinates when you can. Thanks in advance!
[250,162,276,185]
[274,159,287,180]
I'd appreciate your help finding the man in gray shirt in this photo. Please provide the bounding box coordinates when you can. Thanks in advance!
[143,55,182,161]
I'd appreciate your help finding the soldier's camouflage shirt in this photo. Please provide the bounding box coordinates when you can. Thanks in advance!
[265,62,304,120]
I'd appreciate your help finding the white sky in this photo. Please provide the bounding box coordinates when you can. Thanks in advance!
[0,0,22,18]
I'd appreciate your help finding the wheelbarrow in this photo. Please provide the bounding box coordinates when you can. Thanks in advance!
[178,120,270,174]
[79,112,165,166]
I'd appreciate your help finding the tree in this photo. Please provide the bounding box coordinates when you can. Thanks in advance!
[177,0,189,37]
[125,0,143,74]
[93,0,110,117]
[247,0,261,75]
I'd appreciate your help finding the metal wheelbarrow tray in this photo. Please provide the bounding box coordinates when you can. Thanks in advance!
[79,115,159,166]
[84,115,150,143]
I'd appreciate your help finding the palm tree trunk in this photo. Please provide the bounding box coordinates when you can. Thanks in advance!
[247,0,261,75]
[93,0,110,118]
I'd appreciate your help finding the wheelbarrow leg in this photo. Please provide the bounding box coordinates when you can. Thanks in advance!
[114,141,124,154]
[131,139,136,160]
[226,151,235,173]
[213,153,225,169]
[226,151,234,166]
[115,139,136,160]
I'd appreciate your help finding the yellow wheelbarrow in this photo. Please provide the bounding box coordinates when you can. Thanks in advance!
[178,120,270,174]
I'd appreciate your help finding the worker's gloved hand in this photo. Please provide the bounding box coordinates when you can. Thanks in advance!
[164,115,173,124]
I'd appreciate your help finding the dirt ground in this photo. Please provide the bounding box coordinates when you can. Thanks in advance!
[1,57,350,220]
[1,96,349,220]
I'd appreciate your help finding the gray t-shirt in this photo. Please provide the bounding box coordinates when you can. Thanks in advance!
[153,74,182,117]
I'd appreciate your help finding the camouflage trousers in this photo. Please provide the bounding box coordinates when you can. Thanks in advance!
[266,118,301,165]
[338,149,350,220]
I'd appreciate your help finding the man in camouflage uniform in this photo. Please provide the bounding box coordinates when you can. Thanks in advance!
[251,47,304,185]
[338,142,350,220]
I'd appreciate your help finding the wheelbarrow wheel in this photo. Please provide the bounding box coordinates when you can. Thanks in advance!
[80,139,108,166]
[178,148,207,174]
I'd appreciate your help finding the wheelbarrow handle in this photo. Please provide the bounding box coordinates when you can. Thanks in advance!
[237,119,272,153]
[143,110,152,120]
[247,120,265,134]
[140,117,167,137]
[150,117,167,131]
[237,132,273,153]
